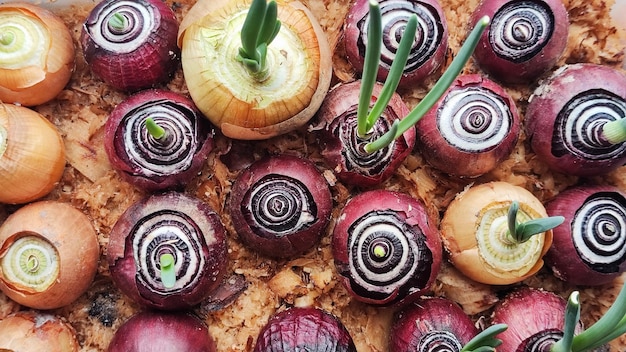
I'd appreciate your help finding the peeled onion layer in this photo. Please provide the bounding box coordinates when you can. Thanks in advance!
[179,0,332,140]
[545,185,626,286]
[0,3,74,106]
[440,181,553,285]
[0,311,79,352]
[0,103,66,204]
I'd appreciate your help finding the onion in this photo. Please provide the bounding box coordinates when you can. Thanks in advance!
[178,0,332,140]
[544,185,626,286]
[0,103,66,204]
[81,0,180,92]
[107,192,228,310]
[0,201,99,310]
[332,189,442,306]
[525,63,626,177]
[440,181,560,285]
[108,311,216,352]
[0,2,75,106]
[253,307,356,351]
[227,154,332,258]
[104,89,215,191]
[470,0,568,84]
[343,0,448,89]
[0,311,79,352]
[415,74,521,177]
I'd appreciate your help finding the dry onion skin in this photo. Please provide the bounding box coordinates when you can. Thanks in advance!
[178,0,333,140]
[0,103,65,204]
[0,2,74,106]
[0,201,100,310]
[0,311,79,352]
[440,181,554,285]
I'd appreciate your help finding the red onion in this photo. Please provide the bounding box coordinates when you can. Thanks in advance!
[471,0,568,84]
[343,0,448,89]
[104,89,214,192]
[108,311,216,352]
[545,185,626,286]
[311,81,415,187]
[81,0,180,91]
[253,307,356,351]
[107,192,228,310]
[415,74,521,177]
[332,189,442,306]
[525,64,626,176]
[227,154,332,259]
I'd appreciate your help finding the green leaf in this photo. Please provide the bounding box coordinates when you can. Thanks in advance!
[258,1,279,45]
[160,253,176,289]
[515,216,564,243]
[145,117,166,140]
[357,0,383,137]
[240,0,266,60]
[364,119,399,153]
[461,323,507,352]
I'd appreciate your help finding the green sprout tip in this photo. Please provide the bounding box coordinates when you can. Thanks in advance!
[145,117,167,140]
[108,12,129,32]
[159,253,176,289]
[602,118,626,144]
[507,200,564,243]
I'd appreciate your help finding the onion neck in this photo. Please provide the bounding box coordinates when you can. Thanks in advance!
[0,234,60,292]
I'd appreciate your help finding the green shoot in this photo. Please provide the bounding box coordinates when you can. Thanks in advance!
[108,12,128,32]
[0,32,14,46]
[507,201,565,243]
[460,323,507,352]
[160,253,176,288]
[602,118,626,144]
[145,117,167,140]
[551,291,581,352]
[366,15,491,153]
[237,0,281,77]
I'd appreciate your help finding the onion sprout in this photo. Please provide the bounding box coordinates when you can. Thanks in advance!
[145,117,167,140]
[551,291,580,352]
[0,32,14,46]
[237,0,281,77]
[507,201,564,243]
[159,253,176,288]
[461,323,507,352]
[602,118,626,144]
[108,12,129,32]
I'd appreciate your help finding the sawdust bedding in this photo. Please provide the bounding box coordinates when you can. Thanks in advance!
[0,0,625,351]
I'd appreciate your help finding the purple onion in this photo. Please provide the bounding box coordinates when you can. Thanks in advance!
[545,185,626,286]
[471,0,568,84]
[390,297,478,351]
[227,154,332,259]
[81,0,180,91]
[104,89,214,192]
[107,192,228,310]
[525,64,626,176]
[331,190,442,306]
[343,0,448,89]
[416,74,521,177]
[312,81,415,187]
[253,307,356,352]
[108,311,216,352]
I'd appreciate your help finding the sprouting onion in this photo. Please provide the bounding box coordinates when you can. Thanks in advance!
[236,0,281,78]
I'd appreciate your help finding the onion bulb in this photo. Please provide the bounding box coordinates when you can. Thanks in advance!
[0,201,100,310]
[332,189,442,306]
[0,2,75,106]
[0,311,79,352]
[107,192,228,310]
[440,181,558,285]
[0,103,66,204]
[178,0,333,140]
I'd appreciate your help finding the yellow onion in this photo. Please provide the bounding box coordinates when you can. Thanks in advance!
[178,0,332,140]
[440,181,553,285]
[0,201,100,309]
[0,103,65,204]
[0,2,75,106]
[0,311,79,352]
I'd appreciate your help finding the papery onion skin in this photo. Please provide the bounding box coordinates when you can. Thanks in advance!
[526,64,626,176]
[0,201,99,310]
[0,3,75,106]
[107,192,228,310]
[491,287,583,352]
[332,190,442,306]
[416,74,520,177]
[104,89,214,191]
[108,311,216,352]
[178,0,333,140]
[440,181,553,285]
[227,154,332,259]
[545,185,626,286]
[343,0,448,89]
[0,311,79,352]
[253,307,357,352]
[81,0,180,92]
[471,0,568,85]
[390,297,478,352]
[312,81,415,187]
[0,104,65,205]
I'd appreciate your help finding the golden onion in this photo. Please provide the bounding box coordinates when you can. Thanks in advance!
[0,2,75,106]
[178,0,332,140]
[0,103,66,204]
[440,181,554,285]
[0,201,100,310]
[0,311,79,352]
